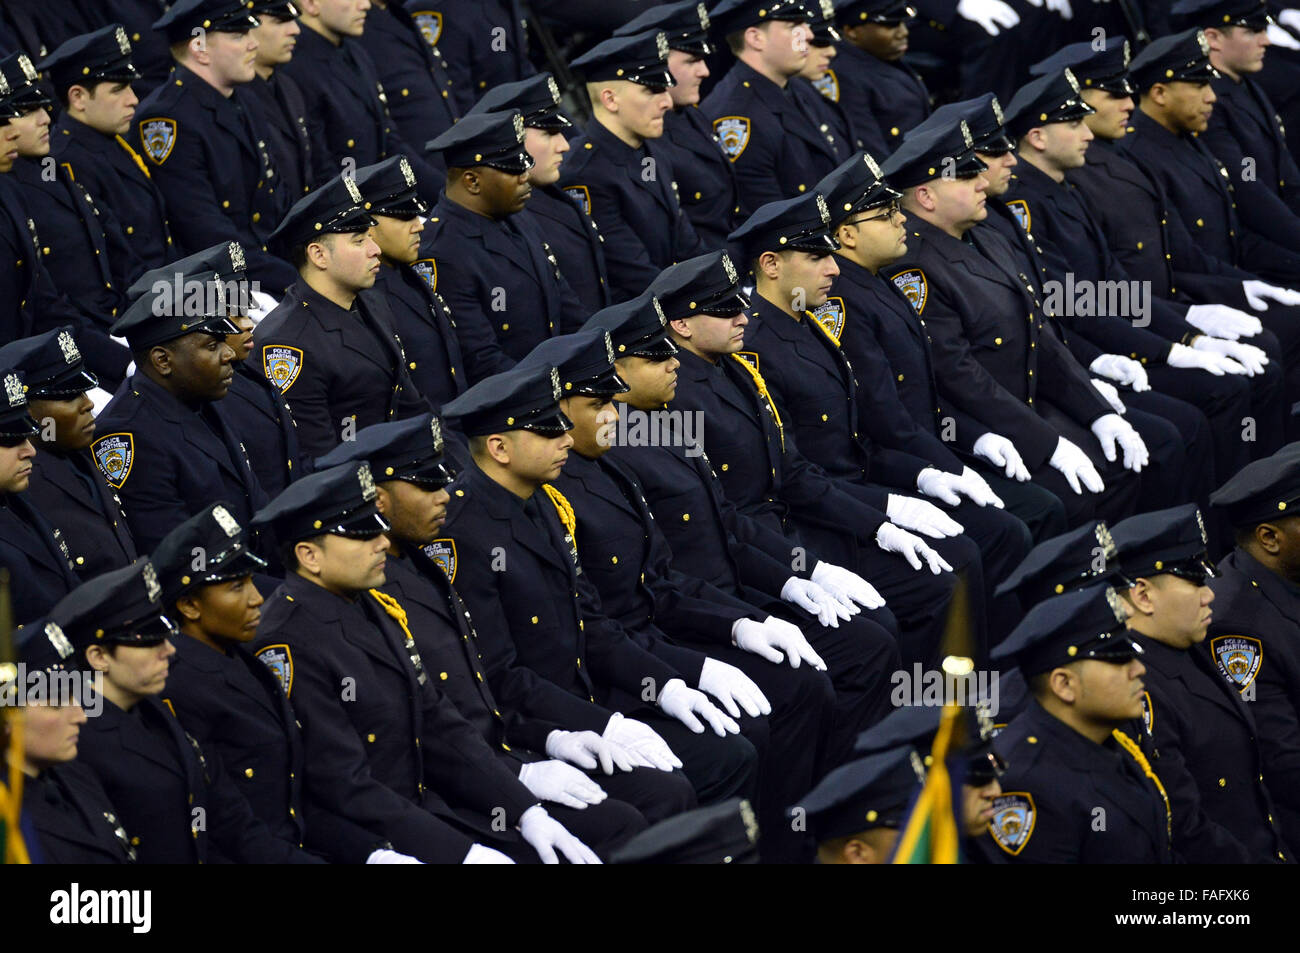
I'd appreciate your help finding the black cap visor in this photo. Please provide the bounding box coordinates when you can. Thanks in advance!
[965,747,1007,787]
[1075,629,1144,664]
[28,366,99,401]
[97,610,178,646]
[524,104,575,132]
[570,367,630,398]
[377,457,458,489]
[624,329,679,360]
[369,191,430,219]
[669,32,715,56]
[696,287,752,317]
[0,411,40,446]
[476,148,536,176]
[327,504,391,540]
[519,406,575,437]
[972,129,1016,155]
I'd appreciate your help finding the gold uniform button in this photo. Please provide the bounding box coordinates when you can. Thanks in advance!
[75,556,85,565]
[439,672,448,680]
[820,413,828,421]
[720,463,729,471]
[531,616,539,624]
[897,374,904,382]
[244,768,254,778]
[694,191,702,200]
[252,212,261,223]
[681,513,690,522]
[1218,777,1227,787]
[222,200,230,209]
[1196,218,1204,227]
[126,226,134,235]
[576,658,582,668]
[367,733,376,743]
[611,556,619,564]
[994,337,1002,345]
[890,126,900,136]
[347,138,355,148]
[1136,241,1143,250]
[1027,736,1038,744]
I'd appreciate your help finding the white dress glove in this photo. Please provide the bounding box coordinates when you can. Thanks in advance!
[812,560,887,609]
[1049,436,1105,494]
[875,522,954,573]
[698,657,772,717]
[658,677,740,736]
[1243,279,1300,309]
[1091,378,1127,415]
[733,616,828,669]
[463,843,516,864]
[972,432,1030,481]
[956,466,1004,508]
[1089,353,1150,391]
[1090,413,1149,472]
[1168,341,1247,376]
[1269,21,1300,49]
[1192,337,1268,376]
[781,575,853,626]
[956,0,1019,33]
[603,713,682,771]
[518,760,609,809]
[518,805,601,864]
[545,728,634,775]
[915,466,966,506]
[1185,303,1263,340]
[1025,0,1072,17]
[886,493,965,538]
[367,848,423,864]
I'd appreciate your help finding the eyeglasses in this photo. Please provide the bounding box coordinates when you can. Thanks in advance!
[845,202,902,226]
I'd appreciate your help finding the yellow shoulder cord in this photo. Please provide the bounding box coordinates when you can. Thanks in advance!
[729,353,785,451]
[368,589,427,684]
[116,135,153,179]
[542,483,577,541]
[1112,728,1173,847]
[807,310,842,348]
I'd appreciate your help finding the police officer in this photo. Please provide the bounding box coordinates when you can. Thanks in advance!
[180,242,306,500]
[562,30,709,301]
[610,797,760,863]
[1175,0,1300,253]
[997,72,1266,503]
[585,296,912,750]
[255,173,431,458]
[4,620,135,864]
[853,705,1007,854]
[471,74,613,315]
[1206,445,1300,855]
[318,416,692,834]
[417,0,535,114]
[884,119,1144,526]
[65,558,325,863]
[1122,30,1300,289]
[1111,503,1288,863]
[282,0,441,205]
[733,188,1033,638]
[817,149,1069,541]
[352,157,468,411]
[701,0,840,216]
[356,0,460,174]
[0,364,79,624]
[152,503,417,863]
[242,2,325,203]
[980,582,1176,863]
[250,461,611,863]
[3,51,141,329]
[614,1,744,249]
[40,25,175,273]
[441,363,762,805]
[424,109,583,368]
[132,0,297,292]
[1059,35,1300,444]
[833,0,933,155]
[0,329,137,581]
[792,0,865,164]
[652,240,989,670]
[93,250,267,553]
[523,329,862,862]
[792,745,922,863]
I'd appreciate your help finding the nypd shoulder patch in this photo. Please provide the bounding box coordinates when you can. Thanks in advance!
[1210,635,1262,692]
[92,433,134,489]
[810,296,846,342]
[410,10,443,47]
[735,350,759,372]
[262,344,303,394]
[988,792,1036,855]
[713,116,751,161]
[890,269,928,314]
[411,258,438,293]
[1005,199,1031,233]
[425,538,457,583]
[811,69,839,103]
[563,185,592,217]
[256,644,294,698]
[139,118,177,165]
